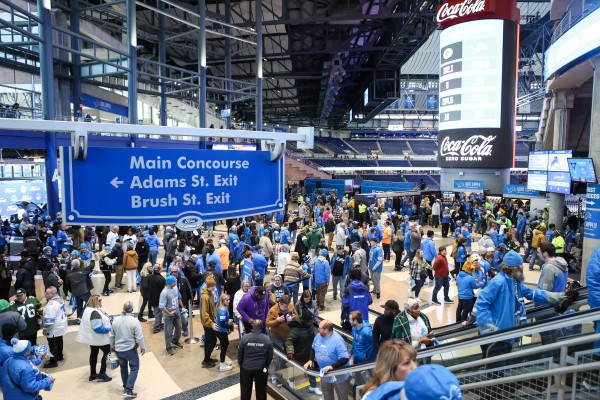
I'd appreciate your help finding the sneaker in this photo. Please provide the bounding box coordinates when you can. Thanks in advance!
[165,349,174,356]
[44,361,58,368]
[219,362,233,371]
[209,357,218,363]
[89,374,98,381]
[102,291,110,296]
[415,298,422,303]
[333,295,337,301]
[137,317,147,322]
[171,341,183,349]
[97,374,112,382]
[432,300,441,305]
[287,378,296,389]
[201,360,216,368]
[183,331,189,337]
[215,344,220,351]
[444,299,454,304]
[123,390,137,398]
[309,387,323,396]
[108,289,114,293]
[199,338,205,347]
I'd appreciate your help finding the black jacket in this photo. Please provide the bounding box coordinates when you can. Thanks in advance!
[147,272,166,307]
[285,317,316,362]
[238,330,273,371]
[176,275,193,307]
[183,261,202,289]
[43,270,61,291]
[15,258,37,297]
[135,240,150,266]
[108,245,124,265]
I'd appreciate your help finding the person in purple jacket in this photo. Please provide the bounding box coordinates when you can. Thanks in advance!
[236,286,269,333]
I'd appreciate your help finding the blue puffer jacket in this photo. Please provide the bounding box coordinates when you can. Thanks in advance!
[456,271,479,300]
[455,246,467,263]
[314,256,330,285]
[351,320,376,363]
[585,247,600,347]
[0,355,53,399]
[342,280,373,323]
[476,270,548,340]
[146,234,160,251]
[0,339,13,366]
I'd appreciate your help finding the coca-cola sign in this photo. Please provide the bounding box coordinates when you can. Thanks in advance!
[440,135,496,157]
[436,0,498,28]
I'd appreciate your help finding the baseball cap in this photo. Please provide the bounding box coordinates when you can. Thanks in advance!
[15,288,27,295]
[255,286,267,296]
[165,276,176,285]
[336,245,344,250]
[403,364,463,400]
[380,300,399,310]
[351,242,359,248]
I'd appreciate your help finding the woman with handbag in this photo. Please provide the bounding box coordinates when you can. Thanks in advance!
[76,294,112,382]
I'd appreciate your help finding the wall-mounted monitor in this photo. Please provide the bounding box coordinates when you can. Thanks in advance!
[528,151,548,171]
[547,150,572,172]
[363,88,369,107]
[546,171,571,194]
[220,109,231,118]
[568,158,597,183]
[527,170,547,192]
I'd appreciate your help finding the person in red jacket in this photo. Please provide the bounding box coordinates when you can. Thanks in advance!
[431,246,453,305]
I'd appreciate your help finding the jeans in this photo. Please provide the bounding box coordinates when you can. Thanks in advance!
[321,378,350,400]
[164,312,182,349]
[432,277,450,302]
[114,264,124,287]
[152,307,163,331]
[382,243,391,261]
[456,298,475,322]
[432,215,440,228]
[372,271,381,294]
[203,326,217,362]
[400,249,414,266]
[441,223,450,237]
[149,250,158,266]
[316,283,328,308]
[331,276,345,298]
[529,250,540,270]
[272,338,287,371]
[90,344,110,375]
[138,296,148,318]
[287,284,300,305]
[116,348,140,392]
[75,291,91,319]
[181,312,188,334]
[412,278,424,297]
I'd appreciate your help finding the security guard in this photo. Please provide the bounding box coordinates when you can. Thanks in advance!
[237,320,273,400]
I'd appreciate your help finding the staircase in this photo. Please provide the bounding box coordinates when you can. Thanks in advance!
[286,157,331,182]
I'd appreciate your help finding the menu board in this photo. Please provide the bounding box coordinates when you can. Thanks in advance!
[546,171,571,194]
[547,150,572,172]
[528,151,549,171]
[439,19,504,130]
[527,171,548,192]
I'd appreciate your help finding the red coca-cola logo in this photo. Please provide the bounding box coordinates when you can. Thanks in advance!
[439,135,496,157]
[437,0,490,24]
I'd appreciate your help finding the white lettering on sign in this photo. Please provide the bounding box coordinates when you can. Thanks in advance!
[439,135,496,157]
[437,0,488,24]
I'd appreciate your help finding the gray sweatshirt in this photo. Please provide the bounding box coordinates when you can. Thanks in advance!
[109,313,145,352]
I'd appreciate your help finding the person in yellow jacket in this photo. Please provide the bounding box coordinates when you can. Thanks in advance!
[551,230,565,256]
[201,277,218,368]
[122,243,139,293]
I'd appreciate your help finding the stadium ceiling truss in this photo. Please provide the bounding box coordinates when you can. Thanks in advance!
[0,0,551,128]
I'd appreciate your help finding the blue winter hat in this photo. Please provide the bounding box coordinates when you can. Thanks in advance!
[502,250,523,267]
[403,364,463,400]
[11,337,32,356]
[166,276,177,285]
[71,250,80,256]
[320,249,328,256]
[79,243,88,249]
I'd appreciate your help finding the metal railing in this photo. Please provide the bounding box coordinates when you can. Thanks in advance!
[551,0,600,43]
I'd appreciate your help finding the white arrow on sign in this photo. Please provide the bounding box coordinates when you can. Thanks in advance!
[110,177,124,188]
[587,200,596,206]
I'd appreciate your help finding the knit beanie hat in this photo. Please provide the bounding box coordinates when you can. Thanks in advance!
[0,299,9,312]
[11,337,31,356]
[165,275,177,285]
[502,250,523,267]
[43,246,52,253]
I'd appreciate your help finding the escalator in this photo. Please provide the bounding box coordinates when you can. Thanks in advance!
[268,286,598,400]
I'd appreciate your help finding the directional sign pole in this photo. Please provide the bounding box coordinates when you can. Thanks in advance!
[184,300,200,345]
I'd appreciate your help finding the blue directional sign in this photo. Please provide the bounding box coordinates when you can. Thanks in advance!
[59,147,284,225]
[361,180,414,193]
[503,185,541,198]
[305,179,345,198]
[454,180,484,191]
[584,184,600,239]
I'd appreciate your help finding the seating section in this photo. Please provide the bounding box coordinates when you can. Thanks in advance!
[314,138,356,155]
[408,140,437,155]
[310,158,376,168]
[516,142,530,156]
[377,159,411,167]
[410,160,438,167]
[380,140,410,154]
[350,140,380,153]
[361,174,407,182]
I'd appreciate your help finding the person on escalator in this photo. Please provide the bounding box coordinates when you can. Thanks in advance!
[475,250,566,361]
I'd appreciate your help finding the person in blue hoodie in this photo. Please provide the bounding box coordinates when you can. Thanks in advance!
[251,246,268,287]
[369,238,384,299]
[454,237,467,275]
[342,270,373,327]
[441,207,451,238]
[476,250,565,357]
[461,223,472,254]
[46,230,58,256]
[280,224,292,246]
[314,249,330,311]
[350,311,376,375]
[146,229,161,266]
[0,337,54,399]
[216,293,234,371]
[240,251,254,286]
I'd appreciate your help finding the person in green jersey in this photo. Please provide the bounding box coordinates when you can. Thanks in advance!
[9,288,42,345]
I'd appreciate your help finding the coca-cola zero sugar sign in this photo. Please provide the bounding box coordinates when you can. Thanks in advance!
[438,130,512,168]
[436,0,495,28]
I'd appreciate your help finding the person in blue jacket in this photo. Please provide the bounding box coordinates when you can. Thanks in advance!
[314,249,330,311]
[46,230,58,256]
[240,251,254,286]
[0,338,54,399]
[441,207,451,238]
[420,230,436,283]
[280,224,292,246]
[454,237,467,276]
[342,270,373,326]
[300,255,312,292]
[475,250,565,357]
[461,223,472,254]
[0,323,18,367]
[369,238,384,299]
[456,261,482,323]
[350,311,376,367]
[56,225,70,253]
[146,229,161,266]
[489,222,500,247]
[251,246,268,287]
[205,243,222,274]
[585,246,600,348]
[216,293,234,371]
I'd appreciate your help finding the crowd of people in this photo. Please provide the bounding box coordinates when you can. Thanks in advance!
[0,187,594,400]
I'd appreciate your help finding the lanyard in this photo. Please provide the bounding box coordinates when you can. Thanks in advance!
[514,281,526,325]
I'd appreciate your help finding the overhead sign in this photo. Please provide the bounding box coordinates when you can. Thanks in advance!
[59,147,284,225]
[361,180,414,194]
[547,150,572,172]
[584,184,600,239]
[454,180,484,191]
[305,178,346,198]
[527,170,548,192]
[81,94,128,117]
[403,94,416,109]
[426,95,439,109]
[568,158,597,183]
[436,0,519,29]
[528,151,549,171]
[503,185,540,198]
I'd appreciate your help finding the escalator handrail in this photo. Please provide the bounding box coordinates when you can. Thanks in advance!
[272,307,600,378]
[446,332,600,373]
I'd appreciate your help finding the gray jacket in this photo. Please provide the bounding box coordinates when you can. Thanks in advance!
[410,231,421,251]
[65,267,94,297]
[237,330,273,371]
[109,313,145,352]
[538,257,568,292]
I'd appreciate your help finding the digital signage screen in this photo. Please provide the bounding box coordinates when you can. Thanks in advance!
[527,171,547,192]
[363,88,369,107]
[547,150,572,172]
[568,158,598,183]
[546,171,571,194]
[528,151,548,171]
